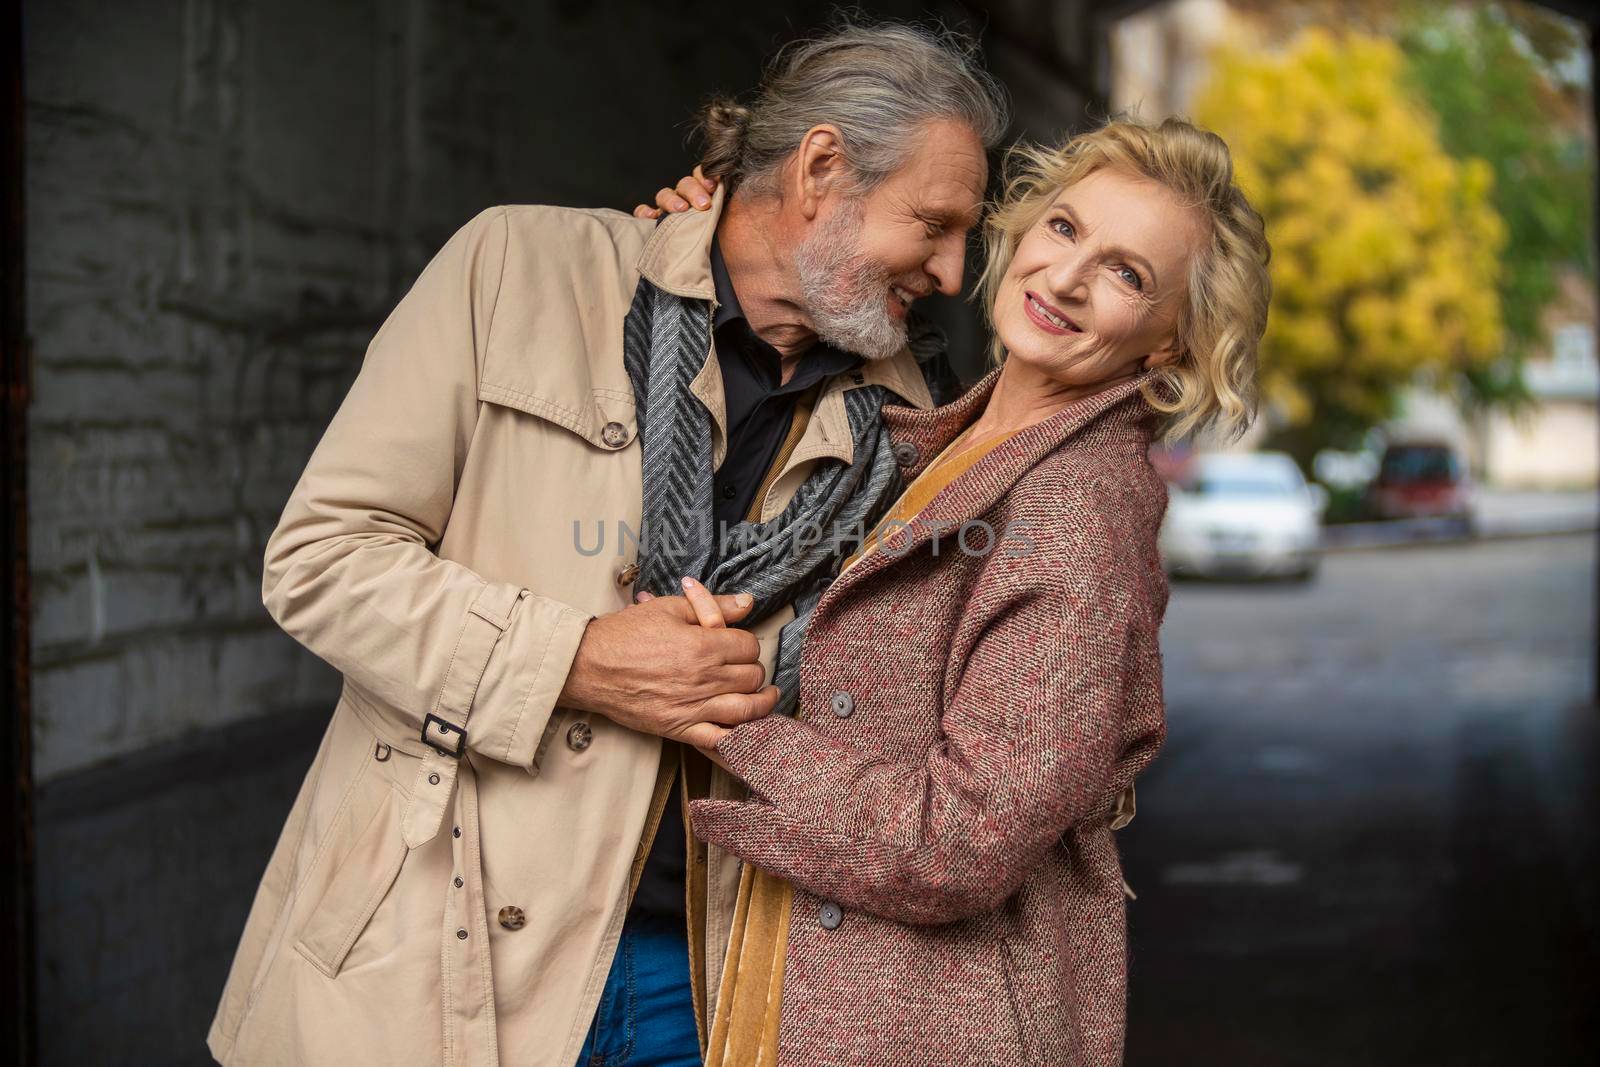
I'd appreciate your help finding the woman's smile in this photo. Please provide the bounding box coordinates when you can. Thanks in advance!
[1022,290,1082,334]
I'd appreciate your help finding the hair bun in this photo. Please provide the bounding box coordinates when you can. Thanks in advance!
[696,97,752,184]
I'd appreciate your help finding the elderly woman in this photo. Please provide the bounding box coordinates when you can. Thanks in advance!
[645,115,1270,1066]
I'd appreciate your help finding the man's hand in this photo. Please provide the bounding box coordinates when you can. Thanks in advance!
[632,166,719,220]
[558,576,776,769]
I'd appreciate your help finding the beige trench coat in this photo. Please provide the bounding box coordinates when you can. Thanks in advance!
[205,189,934,1066]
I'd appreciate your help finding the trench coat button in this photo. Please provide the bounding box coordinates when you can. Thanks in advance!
[601,421,630,448]
[567,721,593,752]
[452,826,461,839]
[456,928,468,940]
[498,905,527,931]
[428,773,440,785]
[830,690,854,718]
[454,877,463,888]
[616,561,641,586]
[892,441,919,466]
[818,901,843,929]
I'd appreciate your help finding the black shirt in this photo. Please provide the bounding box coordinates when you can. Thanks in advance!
[708,239,864,530]
[625,238,864,924]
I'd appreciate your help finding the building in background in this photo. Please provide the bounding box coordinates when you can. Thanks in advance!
[1479,271,1599,487]
[1113,0,1253,120]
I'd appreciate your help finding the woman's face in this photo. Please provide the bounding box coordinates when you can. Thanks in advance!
[993,167,1204,391]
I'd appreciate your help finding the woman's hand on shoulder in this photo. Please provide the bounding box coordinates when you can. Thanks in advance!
[632,166,719,219]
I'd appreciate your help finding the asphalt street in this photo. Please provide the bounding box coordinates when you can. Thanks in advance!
[30,533,1598,1065]
[1120,532,1599,1065]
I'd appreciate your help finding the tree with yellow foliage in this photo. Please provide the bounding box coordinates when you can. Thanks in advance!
[1194,29,1506,462]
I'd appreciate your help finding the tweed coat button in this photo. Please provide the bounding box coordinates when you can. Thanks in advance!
[497,905,527,931]
[830,690,854,718]
[601,421,630,448]
[616,561,641,586]
[891,441,919,466]
[818,901,843,929]
[567,721,593,752]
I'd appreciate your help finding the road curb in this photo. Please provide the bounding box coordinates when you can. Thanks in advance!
[1321,516,1597,553]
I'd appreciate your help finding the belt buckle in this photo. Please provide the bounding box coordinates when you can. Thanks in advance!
[421,713,467,758]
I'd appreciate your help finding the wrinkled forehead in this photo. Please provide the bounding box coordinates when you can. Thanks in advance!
[874,120,990,227]
[1058,166,1198,221]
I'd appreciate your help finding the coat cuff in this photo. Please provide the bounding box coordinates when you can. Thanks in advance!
[470,587,594,773]
[710,713,844,811]
[688,796,848,882]
[688,796,771,851]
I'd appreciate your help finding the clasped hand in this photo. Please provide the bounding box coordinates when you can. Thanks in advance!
[558,575,777,773]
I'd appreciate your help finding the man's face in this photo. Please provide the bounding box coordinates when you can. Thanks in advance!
[793,119,988,360]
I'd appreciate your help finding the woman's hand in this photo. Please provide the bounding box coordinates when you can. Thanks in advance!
[631,166,719,220]
[635,575,767,773]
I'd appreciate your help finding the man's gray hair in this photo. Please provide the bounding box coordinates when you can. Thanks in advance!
[695,21,1010,197]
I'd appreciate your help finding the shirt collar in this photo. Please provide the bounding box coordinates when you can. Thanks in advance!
[709,236,742,331]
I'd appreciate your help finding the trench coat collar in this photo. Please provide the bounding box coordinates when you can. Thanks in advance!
[819,363,1161,606]
[632,182,935,449]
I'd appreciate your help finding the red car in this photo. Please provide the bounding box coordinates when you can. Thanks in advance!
[1366,439,1476,532]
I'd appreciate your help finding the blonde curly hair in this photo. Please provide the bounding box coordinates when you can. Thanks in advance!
[975,115,1271,444]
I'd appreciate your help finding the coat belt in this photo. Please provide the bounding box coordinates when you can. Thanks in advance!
[402,581,524,848]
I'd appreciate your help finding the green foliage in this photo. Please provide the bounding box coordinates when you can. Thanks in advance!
[1195,28,1507,464]
[1398,3,1594,408]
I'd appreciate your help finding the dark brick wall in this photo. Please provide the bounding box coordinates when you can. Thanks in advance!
[26,0,964,784]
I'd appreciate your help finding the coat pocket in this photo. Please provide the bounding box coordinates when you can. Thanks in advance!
[293,783,409,979]
[994,935,1034,1064]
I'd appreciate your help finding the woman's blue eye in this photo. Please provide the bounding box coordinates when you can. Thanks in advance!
[1118,267,1143,290]
[1051,218,1074,238]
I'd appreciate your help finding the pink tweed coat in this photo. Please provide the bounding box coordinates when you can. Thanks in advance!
[690,362,1171,1066]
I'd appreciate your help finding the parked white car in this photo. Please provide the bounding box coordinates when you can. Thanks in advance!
[1159,451,1326,581]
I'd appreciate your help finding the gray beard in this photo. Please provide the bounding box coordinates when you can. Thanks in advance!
[793,198,909,362]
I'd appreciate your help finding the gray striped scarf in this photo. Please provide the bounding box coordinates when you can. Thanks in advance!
[622,277,931,717]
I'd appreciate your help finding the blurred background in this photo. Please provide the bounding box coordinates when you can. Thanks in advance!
[1,1,1595,1063]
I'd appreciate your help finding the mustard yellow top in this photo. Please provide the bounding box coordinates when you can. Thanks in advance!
[703,419,1022,1067]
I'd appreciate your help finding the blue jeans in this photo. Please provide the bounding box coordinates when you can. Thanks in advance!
[576,913,702,1066]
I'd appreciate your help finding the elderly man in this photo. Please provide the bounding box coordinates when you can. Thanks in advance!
[207,21,1005,1067]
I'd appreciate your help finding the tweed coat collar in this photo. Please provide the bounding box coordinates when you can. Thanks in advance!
[819,363,1160,607]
